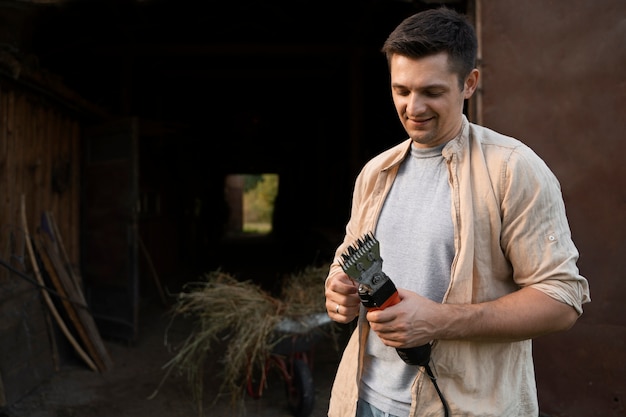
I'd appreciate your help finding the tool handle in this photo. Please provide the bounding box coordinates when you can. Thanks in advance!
[368,289,432,367]
[367,290,401,311]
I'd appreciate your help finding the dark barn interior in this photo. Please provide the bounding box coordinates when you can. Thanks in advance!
[21,0,468,341]
[2,0,624,416]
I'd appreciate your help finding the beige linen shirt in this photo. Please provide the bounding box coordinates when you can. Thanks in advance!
[326,117,591,417]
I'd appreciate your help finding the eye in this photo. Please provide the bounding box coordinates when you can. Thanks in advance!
[394,89,410,97]
[425,90,444,98]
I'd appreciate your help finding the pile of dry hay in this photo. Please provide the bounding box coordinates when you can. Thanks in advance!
[152,264,336,414]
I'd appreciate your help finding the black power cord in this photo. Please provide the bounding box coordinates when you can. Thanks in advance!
[424,362,450,417]
[397,342,450,415]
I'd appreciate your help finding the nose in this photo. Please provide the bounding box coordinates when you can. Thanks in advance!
[406,93,427,117]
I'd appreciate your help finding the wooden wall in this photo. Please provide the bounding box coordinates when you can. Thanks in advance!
[0,76,82,406]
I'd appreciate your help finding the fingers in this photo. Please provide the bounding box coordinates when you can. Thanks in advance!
[365,307,394,324]
[326,271,357,290]
[327,300,360,323]
[325,272,360,322]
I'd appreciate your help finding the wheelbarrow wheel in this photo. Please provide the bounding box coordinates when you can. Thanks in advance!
[286,358,315,417]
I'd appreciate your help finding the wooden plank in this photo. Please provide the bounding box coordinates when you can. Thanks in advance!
[41,226,112,370]
[20,194,98,373]
[33,235,102,371]
[5,90,18,231]
[0,85,9,231]
[0,370,5,407]
[68,120,81,267]
[43,211,82,291]
[0,220,5,405]
[35,231,112,372]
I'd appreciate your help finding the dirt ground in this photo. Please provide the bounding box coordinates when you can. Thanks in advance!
[1,297,348,417]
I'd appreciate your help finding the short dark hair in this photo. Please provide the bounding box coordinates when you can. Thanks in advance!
[381,7,477,89]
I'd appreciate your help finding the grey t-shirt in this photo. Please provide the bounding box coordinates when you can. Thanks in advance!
[360,142,454,416]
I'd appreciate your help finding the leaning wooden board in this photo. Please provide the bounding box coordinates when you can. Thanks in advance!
[35,231,113,372]
[20,194,98,372]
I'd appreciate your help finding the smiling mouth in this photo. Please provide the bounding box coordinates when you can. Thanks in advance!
[408,117,434,127]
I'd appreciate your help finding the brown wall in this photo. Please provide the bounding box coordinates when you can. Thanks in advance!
[478,0,626,415]
[0,77,82,405]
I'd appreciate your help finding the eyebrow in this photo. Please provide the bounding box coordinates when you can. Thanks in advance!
[391,82,449,91]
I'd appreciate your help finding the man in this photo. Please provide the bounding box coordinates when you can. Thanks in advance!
[324,7,590,417]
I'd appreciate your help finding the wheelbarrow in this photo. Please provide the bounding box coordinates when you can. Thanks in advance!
[246,312,333,417]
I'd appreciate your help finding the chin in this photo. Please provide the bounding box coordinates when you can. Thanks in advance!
[410,131,432,142]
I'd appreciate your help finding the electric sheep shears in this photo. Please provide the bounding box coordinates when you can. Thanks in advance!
[339,232,431,366]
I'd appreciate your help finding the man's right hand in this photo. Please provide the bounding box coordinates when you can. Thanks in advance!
[325,272,361,323]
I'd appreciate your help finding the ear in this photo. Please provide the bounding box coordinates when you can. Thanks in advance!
[463,69,480,99]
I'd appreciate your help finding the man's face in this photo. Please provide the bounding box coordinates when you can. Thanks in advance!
[390,52,478,148]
